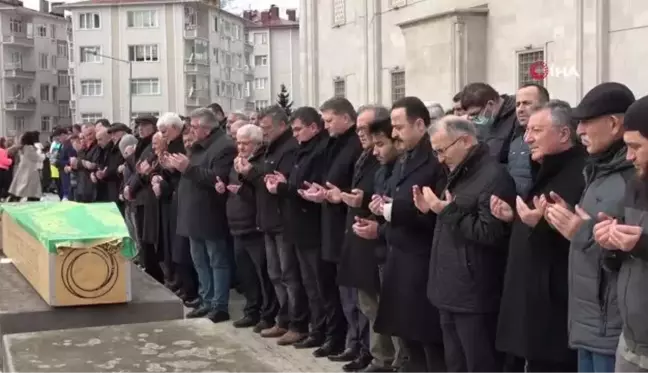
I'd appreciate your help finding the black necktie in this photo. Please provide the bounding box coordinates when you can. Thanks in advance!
[398,152,411,179]
[353,150,370,185]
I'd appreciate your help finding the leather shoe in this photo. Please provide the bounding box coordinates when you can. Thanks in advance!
[186,306,209,318]
[293,336,324,349]
[343,353,373,372]
[277,330,307,346]
[207,310,230,323]
[233,315,259,328]
[183,298,201,309]
[260,325,288,338]
[253,320,273,334]
[329,347,359,362]
[313,340,345,358]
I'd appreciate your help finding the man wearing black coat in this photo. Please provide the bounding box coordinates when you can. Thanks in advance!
[336,105,386,372]
[461,83,518,165]
[355,97,447,372]
[425,116,516,372]
[170,108,237,324]
[493,100,586,372]
[239,105,305,344]
[222,124,278,331]
[265,107,330,349]
[93,126,121,204]
[125,116,161,283]
[73,124,102,202]
[299,97,363,360]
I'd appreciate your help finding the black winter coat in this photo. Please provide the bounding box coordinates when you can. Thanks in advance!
[276,131,329,248]
[176,128,236,240]
[226,146,266,236]
[96,142,123,203]
[75,142,101,202]
[320,126,363,262]
[479,94,518,165]
[337,150,381,292]
[244,129,298,234]
[374,135,447,343]
[428,143,516,313]
[496,145,587,363]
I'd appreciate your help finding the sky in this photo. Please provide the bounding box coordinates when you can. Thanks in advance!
[22,0,300,14]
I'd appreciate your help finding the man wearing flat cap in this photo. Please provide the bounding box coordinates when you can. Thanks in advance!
[543,82,635,371]
[594,94,648,372]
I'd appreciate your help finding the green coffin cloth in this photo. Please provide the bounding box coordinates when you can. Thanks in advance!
[0,201,136,258]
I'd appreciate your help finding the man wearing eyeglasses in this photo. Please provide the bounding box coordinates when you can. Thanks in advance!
[421,115,516,372]
[460,83,518,166]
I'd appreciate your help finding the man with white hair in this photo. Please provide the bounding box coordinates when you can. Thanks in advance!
[228,119,247,139]
[169,107,237,323]
[423,115,516,371]
[219,123,278,330]
[154,112,200,307]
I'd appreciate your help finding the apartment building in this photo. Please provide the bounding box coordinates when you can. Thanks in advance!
[59,0,251,124]
[300,0,647,109]
[0,0,71,138]
[243,5,299,111]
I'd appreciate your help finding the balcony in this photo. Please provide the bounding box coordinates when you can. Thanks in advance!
[185,88,209,107]
[243,65,254,80]
[244,41,253,54]
[4,97,36,112]
[4,64,36,79]
[184,62,210,75]
[2,34,34,48]
[183,26,208,40]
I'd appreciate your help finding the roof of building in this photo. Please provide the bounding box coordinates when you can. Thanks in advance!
[243,6,298,30]
[0,1,68,20]
[55,0,245,21]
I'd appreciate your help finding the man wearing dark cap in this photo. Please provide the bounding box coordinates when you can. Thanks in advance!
[544,82,635,372]
[125,114,163,282]
[594,94,648,372]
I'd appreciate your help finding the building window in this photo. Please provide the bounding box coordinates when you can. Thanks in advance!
[333,0,346,26]
[214,79,221,96]
[80,79,102,96]
[255,100,269,110]
[41,116,51,132]
[245,81,251,97]
[12,83,24,99]
[334,79,346,98]
[40,84,50,101]
[58,71,69,86]
[79,13,100,29]
[81,113,103,123]
[128,44,159,62]
[13,117,25,132]
[9,52,22,69]
[37,25,47,37]
[391,71,405,102]
[10,18,23,33]
[39,53,48,69]
[58,102,70,117]
[186,39,209,64]
[131,78,160,95]
[127,10,158,28]
[518,50,545,87]
[253,32,267,45]
[254,55,268,66]
[52,86,58,101]
[213,16,219,32]
[51,55,57,69]
[389,0,407,7]
[50,24,56,38]
[57,41,68,57]
[213,48,219,64]
[254,78,267,90]
[80,46,101,63]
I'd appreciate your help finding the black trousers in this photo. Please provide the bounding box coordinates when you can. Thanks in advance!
[135,205,164,284]
[8,195,40,202]
[294,246,327,340]
[172,235,198,300]
[234,233,278,323]
[401,339,446,372]
[264,233,308,333]
[320,261,346,344]
[439,310,501,372]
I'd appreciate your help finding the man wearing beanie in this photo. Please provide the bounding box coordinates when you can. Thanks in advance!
[544,82,635,372]
[594,94,648,372]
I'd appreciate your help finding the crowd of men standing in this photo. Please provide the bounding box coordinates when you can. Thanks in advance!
[42,81,648,373]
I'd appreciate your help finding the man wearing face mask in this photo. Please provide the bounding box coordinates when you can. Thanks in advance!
[460,83,518,165]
